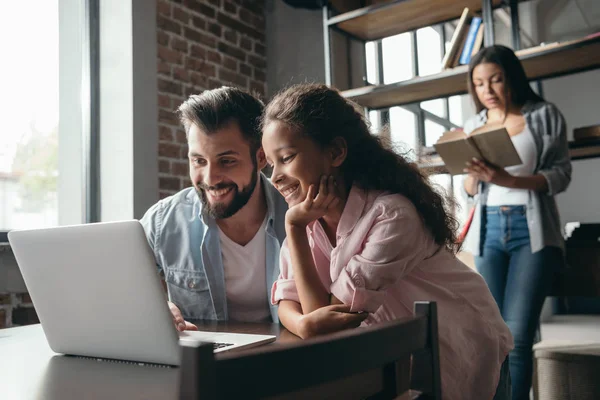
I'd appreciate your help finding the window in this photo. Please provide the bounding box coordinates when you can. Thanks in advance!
[0,1,59,231]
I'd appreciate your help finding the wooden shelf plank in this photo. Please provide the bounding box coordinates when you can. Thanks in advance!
[342,65,468,109]
[329,0,503,42]
[342,35,600,110]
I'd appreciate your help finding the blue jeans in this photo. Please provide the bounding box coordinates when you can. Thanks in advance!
[475,206,561,400]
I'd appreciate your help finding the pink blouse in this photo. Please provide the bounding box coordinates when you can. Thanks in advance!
[272,186,514,400]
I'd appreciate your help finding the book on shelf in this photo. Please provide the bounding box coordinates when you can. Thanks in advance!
[433,125,522,175]
[441,7,471,70]
[574,124,600,142]
[471,22,484,58]
[459,16,482,65]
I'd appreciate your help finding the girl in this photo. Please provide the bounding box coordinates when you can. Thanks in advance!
[463,45,571,400]
[262,83,513,400]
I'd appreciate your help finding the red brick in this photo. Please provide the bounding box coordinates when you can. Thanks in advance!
[173,6,190,24]
[159,142,181,158]
[240,36,252,51]
[185,86,198,98]
[240,63,251,77]
[240,0,263,15]
[157,60,171,75]
[157,0,171,17]
[224,1,237,15]
[247,54,266,70]
[157,31,169,46]
[192,16,207,31]
[207,50,221,63]
[191,72,208,87]
[172,161,189,177]
[159,159,171,174]
[223,56,238,72]
[239,8,252,25]
[171,37,189,53]
[184,27,216,47]
[158,45,183,65]
[180,146,190,158]
[186,58,216,77]
[218,41,246,62]
[207,0,221,7]
[176,129,187,144]
[160,176,181,192]
[251,14,264,31]
[159,125,173,141]
[159,108,180,126]
[157,15,182,35]
[224,29,238,45]
[253,67,266,81]
[219,68,247,87]
[217,12,263,41]
[173,67,190,81]
[208,23,221,38]
[254,42,266,57]
[158,94,171,108]
[208,78,222,90]
[190,44,206,59]
[187,0,216,18]
[158,78,183,96]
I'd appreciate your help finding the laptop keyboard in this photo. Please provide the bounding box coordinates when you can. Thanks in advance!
[213,342,234,350]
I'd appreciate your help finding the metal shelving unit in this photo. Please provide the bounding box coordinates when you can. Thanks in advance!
[322,0,600,174]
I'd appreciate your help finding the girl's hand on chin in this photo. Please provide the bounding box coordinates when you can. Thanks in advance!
[285,175,340,229]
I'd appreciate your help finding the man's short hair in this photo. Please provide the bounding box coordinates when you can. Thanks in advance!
[177,87,264,153]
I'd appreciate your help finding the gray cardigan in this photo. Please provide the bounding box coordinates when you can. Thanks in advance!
[462,101,572,255]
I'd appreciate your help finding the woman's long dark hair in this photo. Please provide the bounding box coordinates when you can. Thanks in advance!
[468,45,544,114]
[262,84,459,252]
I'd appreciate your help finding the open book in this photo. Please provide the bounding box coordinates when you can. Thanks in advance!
[433,125,522,175]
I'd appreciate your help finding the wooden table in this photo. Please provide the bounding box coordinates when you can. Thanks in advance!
[0,321,298,400]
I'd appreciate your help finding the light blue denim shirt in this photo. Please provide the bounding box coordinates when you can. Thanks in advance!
[140,173,287,322]
[462,101,572,255]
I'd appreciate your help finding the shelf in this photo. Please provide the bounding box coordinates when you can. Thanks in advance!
[342,35,600,110]
[327,0,505,42]
[342,65,469,109]
[417,140,600,175]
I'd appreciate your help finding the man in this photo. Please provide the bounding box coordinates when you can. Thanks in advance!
[140,87,287,330]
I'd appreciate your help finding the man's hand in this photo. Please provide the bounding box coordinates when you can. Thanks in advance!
[298,304,368,339]
[168,301,198,332]
[285,175,340,229]
[464,158,516,188]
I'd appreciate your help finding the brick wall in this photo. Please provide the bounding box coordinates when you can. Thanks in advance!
[156,0,267,198]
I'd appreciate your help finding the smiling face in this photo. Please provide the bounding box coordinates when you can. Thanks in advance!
[472,62,509,112]
[262,121,340,207]
[188,121,264,219]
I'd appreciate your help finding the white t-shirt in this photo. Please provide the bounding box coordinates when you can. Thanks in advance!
[487,125,538,206]
[218,217,271,322]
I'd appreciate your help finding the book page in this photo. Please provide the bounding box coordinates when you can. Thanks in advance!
[436,129,468,143]
[434,139,482,175]
[469,128,522,167]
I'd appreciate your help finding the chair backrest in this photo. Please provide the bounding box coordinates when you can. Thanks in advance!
[179,301,441,400]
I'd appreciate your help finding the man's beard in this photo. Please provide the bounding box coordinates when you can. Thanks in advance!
[196,170,259,219]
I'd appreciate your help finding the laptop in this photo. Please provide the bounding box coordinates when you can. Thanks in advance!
[8,220,276,366]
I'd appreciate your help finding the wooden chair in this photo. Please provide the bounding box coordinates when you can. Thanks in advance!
[178,301,441,400]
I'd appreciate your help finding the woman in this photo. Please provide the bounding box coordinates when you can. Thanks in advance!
[262,83,513,400]
[462,45,572,400]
